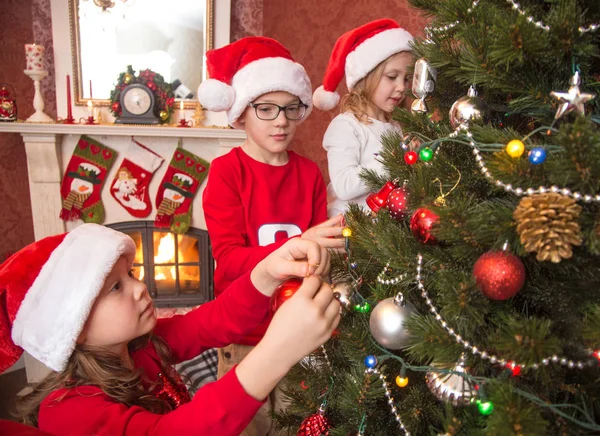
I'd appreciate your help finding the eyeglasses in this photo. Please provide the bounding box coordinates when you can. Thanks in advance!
[248,102,308,121]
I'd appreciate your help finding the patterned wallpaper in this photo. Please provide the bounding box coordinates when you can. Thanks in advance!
[0,0,47,260]
[0,0,426,258]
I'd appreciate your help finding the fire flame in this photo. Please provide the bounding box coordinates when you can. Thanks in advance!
[137,233,176,282]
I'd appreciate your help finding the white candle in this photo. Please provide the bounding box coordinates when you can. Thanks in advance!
[25,44,45,71]
[87,100,93,118]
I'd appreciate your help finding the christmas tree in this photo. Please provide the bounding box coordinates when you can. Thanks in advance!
[275,1,600,435]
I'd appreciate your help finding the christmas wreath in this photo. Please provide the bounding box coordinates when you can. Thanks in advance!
[109,65,175,124]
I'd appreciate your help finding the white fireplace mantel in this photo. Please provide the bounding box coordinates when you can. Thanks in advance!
[0,122,246,239]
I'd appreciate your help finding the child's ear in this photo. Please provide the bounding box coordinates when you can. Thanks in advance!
[76,326,88,344]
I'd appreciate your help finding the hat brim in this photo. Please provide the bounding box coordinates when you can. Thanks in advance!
[67,172,102,185]
[164,182,194,198]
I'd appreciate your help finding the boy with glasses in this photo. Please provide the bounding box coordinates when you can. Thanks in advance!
[198,36,344,436]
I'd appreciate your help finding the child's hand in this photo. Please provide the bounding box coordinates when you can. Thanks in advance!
[236,275,341,401]
[264,275,340,365]
[250,238,330,297]
[301,214,345,253]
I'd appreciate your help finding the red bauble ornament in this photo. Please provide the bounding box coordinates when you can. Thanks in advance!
[404,151,418,165]
[111,102,120,113]
[297,412,330,436]
[386,187,409,220]
[473,251,525,300]
[366,180,398,213]
[270,278,303,313]
[410,208,439,244]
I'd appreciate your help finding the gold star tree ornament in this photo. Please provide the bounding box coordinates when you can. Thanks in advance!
[550,71,597,120]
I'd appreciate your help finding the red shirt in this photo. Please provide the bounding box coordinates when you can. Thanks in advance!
[202,148,327,344]
[38,273,269,436]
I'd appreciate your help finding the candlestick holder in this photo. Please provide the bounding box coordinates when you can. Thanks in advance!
[24,69,54,123]
[63,114,76,124]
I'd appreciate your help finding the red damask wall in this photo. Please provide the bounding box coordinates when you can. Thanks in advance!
[261,0,428,183]
[0,0,57,259]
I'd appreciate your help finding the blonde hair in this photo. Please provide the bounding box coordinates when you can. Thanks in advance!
[16,334,176,426]
[340,51,410,124]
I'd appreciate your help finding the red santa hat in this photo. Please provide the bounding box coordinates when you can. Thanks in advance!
[197,36,313,128]
[313,18,414,111]
[0,224,135,373]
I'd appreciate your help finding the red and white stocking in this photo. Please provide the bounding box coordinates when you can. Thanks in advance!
[110,140,164,218]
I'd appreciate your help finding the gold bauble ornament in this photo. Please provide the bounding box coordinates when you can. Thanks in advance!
[159,110,169,121]
[123,73,134,85]
[513,193,583,263]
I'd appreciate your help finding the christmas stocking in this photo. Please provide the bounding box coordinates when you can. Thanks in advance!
[155,147,209,234]
[60,136,116,223]
[110,139,164,218]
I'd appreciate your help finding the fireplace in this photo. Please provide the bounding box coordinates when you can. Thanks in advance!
[108,221,213,307]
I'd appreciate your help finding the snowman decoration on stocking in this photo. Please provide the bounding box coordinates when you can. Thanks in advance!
[155,173,194,229]
[60,163,102,220]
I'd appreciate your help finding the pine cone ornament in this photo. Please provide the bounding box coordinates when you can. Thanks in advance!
[513,193,583,263]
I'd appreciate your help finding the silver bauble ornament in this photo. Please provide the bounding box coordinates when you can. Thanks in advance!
[411,58,437,114]
[369,296,415,349]
[332,282,353,311]
[449,85,489,129]
[426,356,476,406]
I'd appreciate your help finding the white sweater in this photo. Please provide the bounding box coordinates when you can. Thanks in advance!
[323,112,402,217]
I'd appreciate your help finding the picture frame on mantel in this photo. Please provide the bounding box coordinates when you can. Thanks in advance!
[68,0,214,109]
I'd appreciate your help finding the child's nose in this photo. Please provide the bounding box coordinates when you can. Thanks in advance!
[274,109,289,125]
[133,281,149,300]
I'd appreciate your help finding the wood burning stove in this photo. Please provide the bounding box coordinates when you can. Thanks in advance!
[108,221,213,307]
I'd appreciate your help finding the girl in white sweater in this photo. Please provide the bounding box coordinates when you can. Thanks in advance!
[313,19,414,217]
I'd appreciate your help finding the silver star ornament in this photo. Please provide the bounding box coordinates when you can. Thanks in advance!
[550,72,596,120]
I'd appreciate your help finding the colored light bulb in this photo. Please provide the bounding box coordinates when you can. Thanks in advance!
[528,147,547,164]
[477,400,494,415]
[506,139,525,158]
[404,151,418,165]
[342,227,352,238]
[364,355,378,368]
[419,147,434,161]
[395,376,409,387]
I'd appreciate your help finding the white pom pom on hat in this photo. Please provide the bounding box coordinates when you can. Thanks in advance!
[197,78,235,112]
[313,18,414,111]
[198,36,313,127]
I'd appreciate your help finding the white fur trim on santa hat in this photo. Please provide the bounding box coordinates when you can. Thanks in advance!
[227,57,313,128]
[346,28,414,90]
[312,85,340,111]
[198,78,236,112]
[11,224,135,372]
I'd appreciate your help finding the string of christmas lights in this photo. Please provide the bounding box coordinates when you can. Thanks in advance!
[415,253,598,372]
[449,127,600,204]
